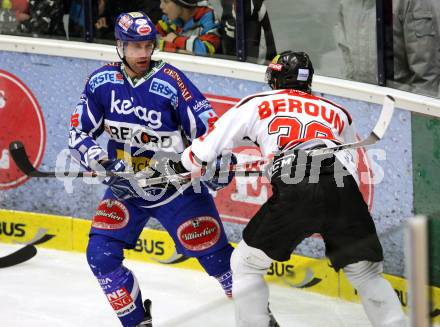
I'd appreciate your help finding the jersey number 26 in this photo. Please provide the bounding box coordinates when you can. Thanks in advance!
[268,116,335,148]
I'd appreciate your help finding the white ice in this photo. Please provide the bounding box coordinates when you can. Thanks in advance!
[0,244,373,327]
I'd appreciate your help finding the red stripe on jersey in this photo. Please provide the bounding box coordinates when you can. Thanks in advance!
[189,150,203,167]
[315,96,352,124]
[234,91,277,108]
[274,89,314,99]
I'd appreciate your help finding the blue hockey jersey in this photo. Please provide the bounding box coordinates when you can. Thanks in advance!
[69,60,217,205]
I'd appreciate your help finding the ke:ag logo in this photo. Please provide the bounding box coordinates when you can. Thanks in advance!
[89,71,124,93]
[149,78,177,99]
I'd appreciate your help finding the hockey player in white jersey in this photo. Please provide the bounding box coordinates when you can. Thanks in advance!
[178,51,406,327]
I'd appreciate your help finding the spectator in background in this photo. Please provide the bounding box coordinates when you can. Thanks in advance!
[67,0,86,38]
[94,0,162,40]
[157,0,221,56]
[243,0,276,63]
[219,0,235,56]
[9,0,29,23]
[334,0,377,84]
[392,0,440,97]
[218,0,276,62]
[0,0,19,34]
[1,0,14,10]
[17,0,64,36]
[335,0,440,97]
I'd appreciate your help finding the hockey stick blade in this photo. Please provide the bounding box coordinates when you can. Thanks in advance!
[0,244,37,268]
[306,95,395,156]
[9,141,51,177]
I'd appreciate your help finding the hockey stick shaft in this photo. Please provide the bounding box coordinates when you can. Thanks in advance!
[0,245,37,268]
[139,95,395,187]
[306,95,395,156]
[10,95,395,185]
[9,140,267,180]
[9,141,140,178]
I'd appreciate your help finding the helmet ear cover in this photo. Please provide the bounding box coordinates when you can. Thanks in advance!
[265,51,314,92]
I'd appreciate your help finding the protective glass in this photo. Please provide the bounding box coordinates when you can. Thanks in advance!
[264,67,272,84]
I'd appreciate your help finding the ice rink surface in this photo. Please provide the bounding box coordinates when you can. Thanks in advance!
[0,244,373,327]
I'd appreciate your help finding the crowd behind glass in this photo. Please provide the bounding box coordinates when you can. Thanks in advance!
[1,0,439,98]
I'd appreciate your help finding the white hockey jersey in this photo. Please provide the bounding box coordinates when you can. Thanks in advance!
[182,89,358,177]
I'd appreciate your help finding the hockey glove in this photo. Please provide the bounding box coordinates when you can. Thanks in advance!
[203,153,237,191]
[145,154,190,190]
[99,159,139,200]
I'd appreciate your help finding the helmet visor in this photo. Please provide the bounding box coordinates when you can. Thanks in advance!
[123,41,155,57]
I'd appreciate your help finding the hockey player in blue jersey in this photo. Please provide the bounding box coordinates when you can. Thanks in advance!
[68,11,234,327]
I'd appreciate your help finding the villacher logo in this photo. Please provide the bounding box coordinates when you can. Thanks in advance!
[177,216,221,251]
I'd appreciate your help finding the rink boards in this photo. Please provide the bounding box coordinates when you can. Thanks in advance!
[0,208,439,323]
[1,46,438,281]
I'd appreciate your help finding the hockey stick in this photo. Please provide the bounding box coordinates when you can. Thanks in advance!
[0,230,59,268]
[9,141,140,178]
[9,95,395,186]
[136,165,265,188]
[138,95,395,187]
[9,140,267,181]
[0,244,37,268]
[306,95,395,156]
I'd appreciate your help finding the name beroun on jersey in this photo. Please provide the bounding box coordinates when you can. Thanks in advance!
[258,97,349,135]
[110,90,162,129]
[89,71,124,93]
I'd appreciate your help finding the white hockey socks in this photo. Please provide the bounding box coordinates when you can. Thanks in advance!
[231,240,273,327]
[344,261,406,327]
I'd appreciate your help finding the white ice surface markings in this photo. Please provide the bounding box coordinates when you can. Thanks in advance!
[0,244,372,327]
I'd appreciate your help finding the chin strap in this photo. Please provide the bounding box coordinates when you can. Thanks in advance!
[116,44,137,75]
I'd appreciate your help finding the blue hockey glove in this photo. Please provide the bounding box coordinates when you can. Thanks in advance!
[203,153,237,191]
[100,159,139,200]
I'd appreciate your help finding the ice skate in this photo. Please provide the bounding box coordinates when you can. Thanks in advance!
[136,299,153,327]
[268,305,280,327]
